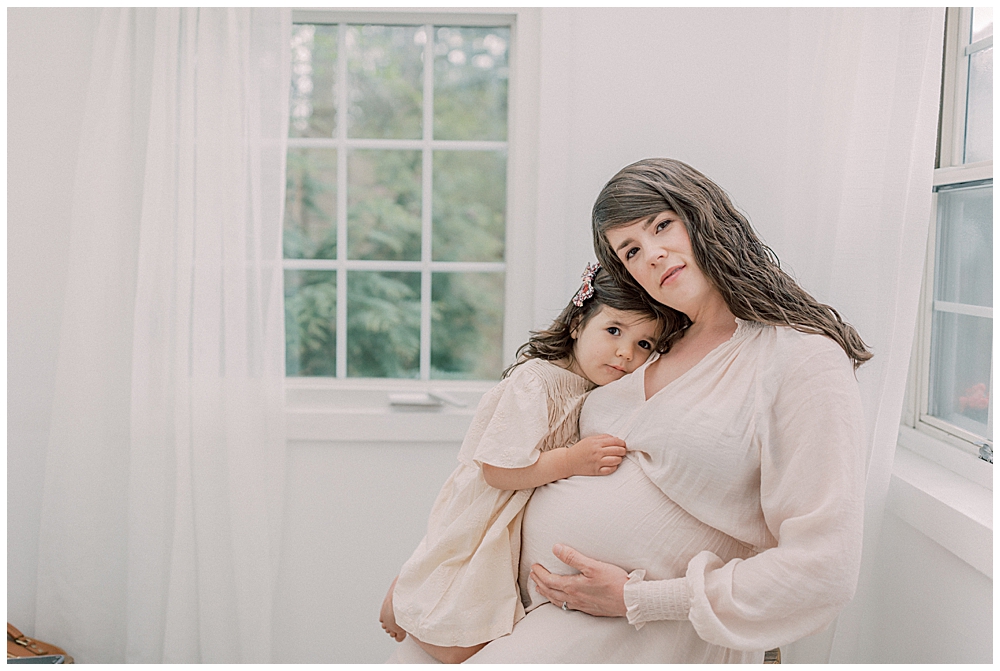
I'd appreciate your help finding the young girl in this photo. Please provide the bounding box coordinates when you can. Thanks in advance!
[379,263,669,663]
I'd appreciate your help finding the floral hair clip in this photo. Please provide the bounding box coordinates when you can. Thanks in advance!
[572,262,601,307]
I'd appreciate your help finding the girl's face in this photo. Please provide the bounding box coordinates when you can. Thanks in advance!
[567,305,659,386]
[605,210,716,316]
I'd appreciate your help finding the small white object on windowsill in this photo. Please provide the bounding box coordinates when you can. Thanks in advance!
[388,392,468,409]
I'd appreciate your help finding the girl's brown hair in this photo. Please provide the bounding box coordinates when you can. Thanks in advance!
[592,158,872,369]
[502,266,673,379]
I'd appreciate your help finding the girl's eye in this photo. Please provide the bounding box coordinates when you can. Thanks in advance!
[607,327,621,336]
[638,340,652,350]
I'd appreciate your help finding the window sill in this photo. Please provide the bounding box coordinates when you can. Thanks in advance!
[889,427,993,578]
[285,377,490,443]
[897,424,992,489]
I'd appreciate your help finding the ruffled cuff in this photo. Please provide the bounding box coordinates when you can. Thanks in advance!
[623,570,692,630]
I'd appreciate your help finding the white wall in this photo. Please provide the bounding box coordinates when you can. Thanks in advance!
[532,8,793,326]
[271,440,460,663]
[7,7,991,664]
[7,7,99,631]
[858,508,992,662]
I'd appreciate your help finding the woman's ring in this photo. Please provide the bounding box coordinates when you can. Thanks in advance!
[562,601,568,611]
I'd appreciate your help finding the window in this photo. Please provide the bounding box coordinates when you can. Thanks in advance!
[906,7,993,465]
[283,18,512,381]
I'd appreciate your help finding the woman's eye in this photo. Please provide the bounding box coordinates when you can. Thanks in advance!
[624,247,638,260]
[655,219,670,233]
[638,340,651,350]
[607,327,621,336]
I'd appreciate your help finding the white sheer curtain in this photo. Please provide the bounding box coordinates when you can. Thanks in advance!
[35,8,290,663]
[766,8,946,663]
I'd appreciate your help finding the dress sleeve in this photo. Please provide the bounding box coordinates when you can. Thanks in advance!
[624,339,867,651]
[472,367,553,470]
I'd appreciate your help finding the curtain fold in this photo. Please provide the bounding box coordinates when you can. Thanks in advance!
[35,8,290,663]
[768,8,946,663]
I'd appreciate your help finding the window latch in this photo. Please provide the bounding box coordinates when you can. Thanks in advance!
[976,442,993,464]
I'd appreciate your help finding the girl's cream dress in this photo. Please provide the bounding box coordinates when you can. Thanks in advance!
[392,358,594,647]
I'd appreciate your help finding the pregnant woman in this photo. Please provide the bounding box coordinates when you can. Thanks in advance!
[391,158,871,663]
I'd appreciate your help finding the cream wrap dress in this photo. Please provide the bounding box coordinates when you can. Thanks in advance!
[390,320,867,663]
[392,359,594,647]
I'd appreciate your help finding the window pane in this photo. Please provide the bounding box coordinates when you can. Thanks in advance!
[290,24,337,138]
[285,270,337,376]
[432,151,506,261]
[928,311,992,440]
[934,183,992,307]
[347,25,424,139]
[347,271,421,378]
[431,272,505,380]
[972,7,993,42]
[284,148,337,259]
[434,26,509,141]
[347,149,422,261]
[964,46,993,164]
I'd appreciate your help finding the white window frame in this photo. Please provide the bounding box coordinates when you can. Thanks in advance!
[901,7,992,487]
[284,9,541,437]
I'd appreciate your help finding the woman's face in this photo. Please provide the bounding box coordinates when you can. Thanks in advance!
[605,210,715,315]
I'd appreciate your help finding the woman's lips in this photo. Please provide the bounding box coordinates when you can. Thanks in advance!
[660,264,684,286]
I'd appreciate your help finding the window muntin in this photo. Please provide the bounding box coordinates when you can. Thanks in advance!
[912,7,993,460]
[283,22,510,381]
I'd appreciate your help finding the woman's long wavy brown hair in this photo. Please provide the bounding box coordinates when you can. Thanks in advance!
[592,158,872,369]
[502,266,674,379]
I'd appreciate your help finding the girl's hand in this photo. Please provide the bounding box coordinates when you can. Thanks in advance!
[529,544,629,617]
[566,434,626,476]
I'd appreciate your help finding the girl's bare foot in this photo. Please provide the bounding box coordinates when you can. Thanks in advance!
[379,577,407,642]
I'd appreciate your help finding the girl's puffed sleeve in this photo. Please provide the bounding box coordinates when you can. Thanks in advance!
[623,337,867,650]
[471,366,553,470]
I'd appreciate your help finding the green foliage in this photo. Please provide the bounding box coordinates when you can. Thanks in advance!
[432,151,506,262]
[346,272,421,377]
[291,24,338,138]
[284,148,337,259]
[431,273,504,379]
[348,150,421,260]
[433,27,509,142]
[347,25,423,139]
[285,271,337,376]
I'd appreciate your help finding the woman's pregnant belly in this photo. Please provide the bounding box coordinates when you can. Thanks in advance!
[519,457,753,612]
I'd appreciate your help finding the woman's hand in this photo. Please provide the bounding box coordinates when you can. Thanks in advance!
[529,544,629,617]
[379,576,406,642]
